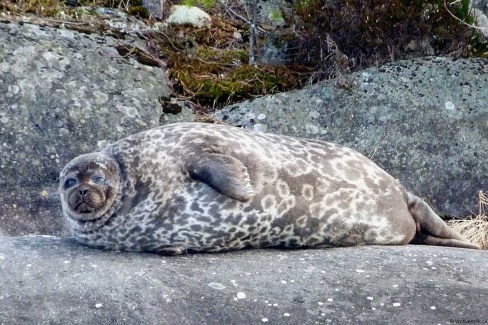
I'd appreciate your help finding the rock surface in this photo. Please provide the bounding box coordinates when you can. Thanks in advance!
[216,57,488,217]
[0,236,486,324]
[472,0,488,37]
[0,22,170,236]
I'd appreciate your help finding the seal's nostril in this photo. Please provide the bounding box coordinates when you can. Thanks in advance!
[79,188,88,196]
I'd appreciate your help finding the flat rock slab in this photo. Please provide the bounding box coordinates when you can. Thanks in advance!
[0,236,486,324]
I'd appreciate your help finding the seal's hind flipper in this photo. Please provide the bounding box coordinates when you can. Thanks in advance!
[186,153,254,202]
[407,193,480,249]
[412,234,480,249]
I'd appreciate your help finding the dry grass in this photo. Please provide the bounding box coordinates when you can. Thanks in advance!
[449,191,488,249]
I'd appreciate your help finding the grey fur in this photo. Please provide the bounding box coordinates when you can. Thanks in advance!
[59,123,479,254]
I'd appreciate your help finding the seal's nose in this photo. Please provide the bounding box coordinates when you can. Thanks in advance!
[79,187,88,197]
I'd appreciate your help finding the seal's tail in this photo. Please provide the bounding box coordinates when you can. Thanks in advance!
[407,193,480,249]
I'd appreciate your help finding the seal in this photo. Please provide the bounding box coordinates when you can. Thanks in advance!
[59,122,479,254]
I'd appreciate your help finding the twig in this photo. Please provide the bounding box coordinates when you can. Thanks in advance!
[444,0,488,32]
[219,0,268,33]
[43,18,87,25]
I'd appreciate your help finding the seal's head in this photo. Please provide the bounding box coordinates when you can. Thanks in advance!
[59,152,121,226]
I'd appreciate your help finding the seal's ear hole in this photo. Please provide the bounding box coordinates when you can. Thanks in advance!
[64,178,77,189]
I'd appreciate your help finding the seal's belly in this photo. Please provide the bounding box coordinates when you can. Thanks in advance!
[80,181,410,253]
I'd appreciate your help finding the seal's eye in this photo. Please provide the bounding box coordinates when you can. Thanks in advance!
[93,176,107,186]
[64,178,77,189]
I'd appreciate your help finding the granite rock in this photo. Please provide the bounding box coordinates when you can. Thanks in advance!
[0,22,171,236]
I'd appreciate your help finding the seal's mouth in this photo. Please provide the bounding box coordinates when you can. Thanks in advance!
[66,206,116,232]
[74,202,95,214]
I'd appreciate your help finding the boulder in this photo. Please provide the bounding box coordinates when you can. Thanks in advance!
[0,22,171,236]
[0,236,486,324]
[166,5,211,28]
[142,0,164,20]
[216,57,488,217]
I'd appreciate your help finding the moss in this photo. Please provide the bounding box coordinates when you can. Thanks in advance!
[181,0,217,10]
[1,0,150,18]
[126,5,149,18]
[197,47,248,65]
[269,8,284,23]
[168,44,309,106]
[21,0,64,16]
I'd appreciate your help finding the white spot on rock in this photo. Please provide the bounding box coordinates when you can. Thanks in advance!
[257,113,266,120]
[305,124,319,134]
[253,123,267,132]
[393,303,401,307]
[356,269,365,273]
[445,101,455,110]
[93,91,109,105]
[262,318,269,322]
[237,292,246,299]
[40,190,49,199]
[208,282,226,290]
[95,303,103,308]
[284,313,290,317]
[367,297,373,301]
[327,298,333,302]
[430,306,436,310]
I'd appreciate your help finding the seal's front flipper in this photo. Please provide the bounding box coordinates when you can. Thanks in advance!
[407,193,480,249]
[154,245,187,255]
[186,153,254,202]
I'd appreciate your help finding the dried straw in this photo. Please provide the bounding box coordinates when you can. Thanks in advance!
[449,191,488,249]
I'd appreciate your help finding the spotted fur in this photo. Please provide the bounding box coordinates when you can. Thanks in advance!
[59,123,479,254]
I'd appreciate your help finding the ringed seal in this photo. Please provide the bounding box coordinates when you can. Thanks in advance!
[59,122,479,254]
